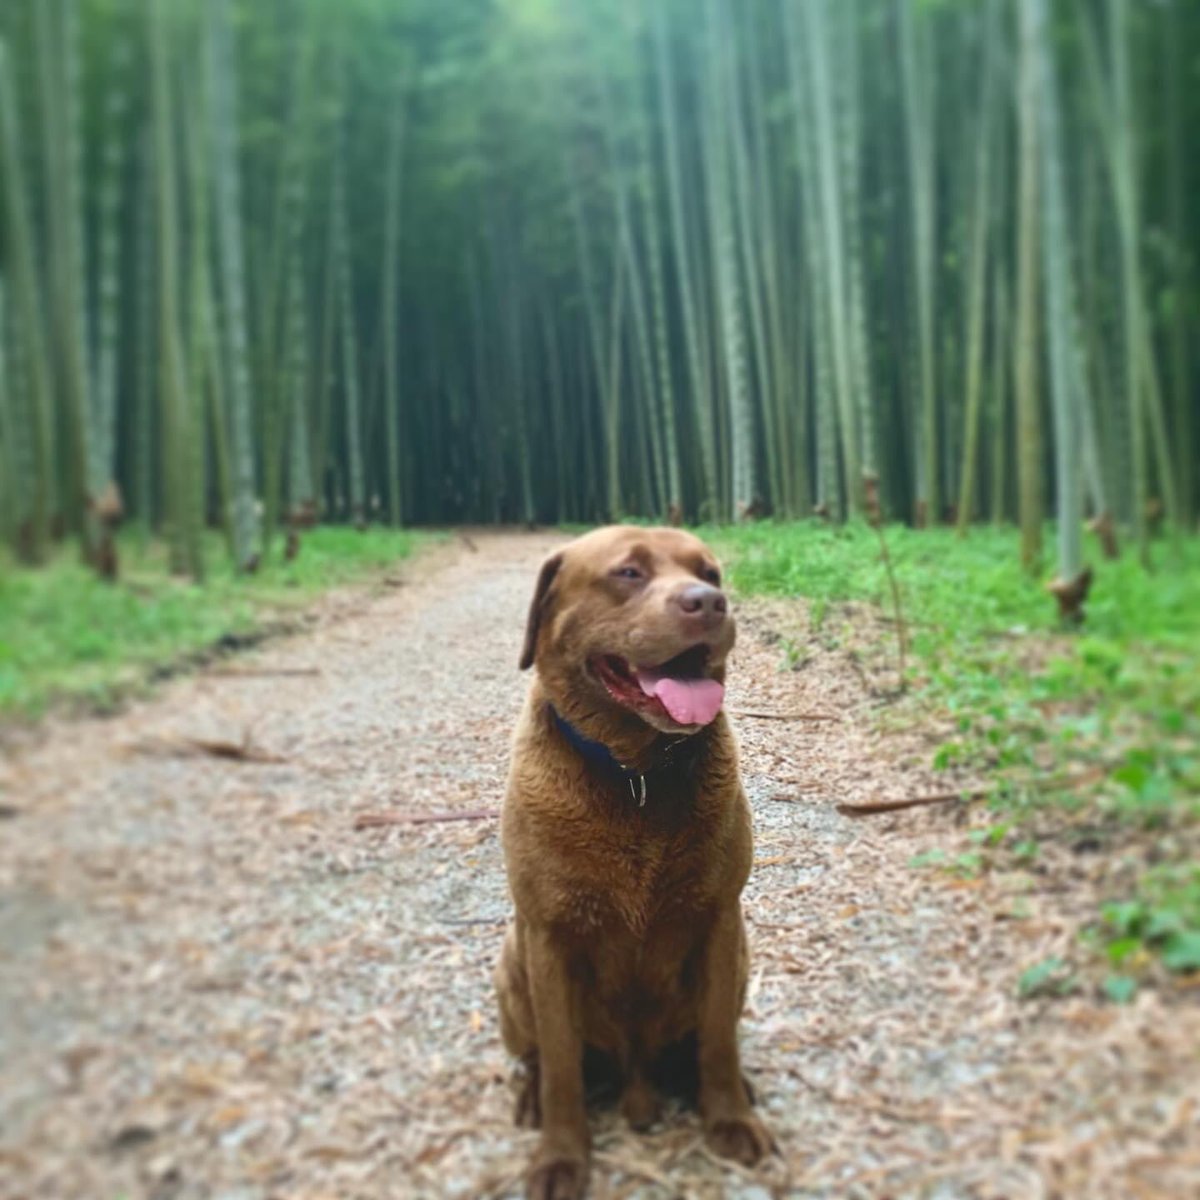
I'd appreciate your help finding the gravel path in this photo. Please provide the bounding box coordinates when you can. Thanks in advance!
[1,531,1196,1200]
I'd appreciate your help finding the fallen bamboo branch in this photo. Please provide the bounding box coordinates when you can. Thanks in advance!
[836,789,986,817]
[728,708,839,722]
[181,735,287,763]
[836,765,1109,818]
[125,733,287,764]
[353,808,499,831]
[208,666,321,678]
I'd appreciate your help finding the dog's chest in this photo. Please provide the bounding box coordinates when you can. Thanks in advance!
[560,814,715,938]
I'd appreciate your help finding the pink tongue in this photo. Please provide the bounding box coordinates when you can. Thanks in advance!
[636,671,724,726]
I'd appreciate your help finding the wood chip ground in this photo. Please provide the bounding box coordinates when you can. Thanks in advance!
[1,533,1196,1199]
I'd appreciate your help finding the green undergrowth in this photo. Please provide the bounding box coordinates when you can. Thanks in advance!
[0,526,424,721]
[709,520,1200,994]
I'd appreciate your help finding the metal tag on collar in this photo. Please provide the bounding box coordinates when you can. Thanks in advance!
[630,774,647,807]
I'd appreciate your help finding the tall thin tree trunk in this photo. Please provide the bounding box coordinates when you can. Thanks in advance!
[897,0,938,524]
[1030,0,1084,600]
[333,138,365,529]
[598,59,664,516]
[0,282,14,543]
[133,127,156,544]
[150,0,202,578]
[803,0,860,516]
[91,33,130,564]
[989,267,1011,523]
[257,27,316,548]
[0,40,54,561]
[603,250,626,520]
[180,49,211,574]
[619,215,667,513]
[726,11,773,515]
[744,14,788,514]
[786,1,838,516]
[59,0,97,559]
[1016,0,1044,571]
[838,2,875,493]
[33,2,70,533]
[1096,0,1147,559]
[653,3,717,513]
[540,297,569,521]
[956,0,999,534]
[313,170,339,523]
[381,76,406,527]
[210,0,260,569]
[705,0,754,519]
[635,94,682,516]
[1165,0,1192,526]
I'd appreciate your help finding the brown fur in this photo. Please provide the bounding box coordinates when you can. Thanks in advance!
[495,526,774,1200]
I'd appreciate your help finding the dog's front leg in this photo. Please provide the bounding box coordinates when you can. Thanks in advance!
[525,926,589,1200]
[696,905,776,1167]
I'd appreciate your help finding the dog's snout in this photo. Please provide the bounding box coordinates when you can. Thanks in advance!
[677,583,728,625]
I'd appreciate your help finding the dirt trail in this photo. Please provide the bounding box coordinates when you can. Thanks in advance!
[1,532,1196,1200]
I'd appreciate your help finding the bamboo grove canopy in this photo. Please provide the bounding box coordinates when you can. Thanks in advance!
[0,0,1196,577]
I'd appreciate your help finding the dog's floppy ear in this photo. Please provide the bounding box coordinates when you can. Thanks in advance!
[519,552,564,671]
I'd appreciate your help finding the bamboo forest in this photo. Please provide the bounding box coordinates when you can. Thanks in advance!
[4,5,1200,1195]
[0,0,1197,584]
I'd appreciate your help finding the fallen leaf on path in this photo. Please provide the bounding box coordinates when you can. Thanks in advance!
[107,1124,158,1153]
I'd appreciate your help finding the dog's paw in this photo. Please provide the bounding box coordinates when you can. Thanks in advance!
[526,1155,588,1200]
[513,1059,541,1129]
[704,1112,777,1167]
[619,1077,661,1131]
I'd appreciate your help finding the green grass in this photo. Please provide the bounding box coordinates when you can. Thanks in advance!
[708,520,1200,988]
[0,526,424,720]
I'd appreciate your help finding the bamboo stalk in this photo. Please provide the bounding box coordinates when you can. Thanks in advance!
[210,0,261,570]
[0,40,54,562]
[956,0,999,534]
[381,68,406,528]
[1015,0,1044,572]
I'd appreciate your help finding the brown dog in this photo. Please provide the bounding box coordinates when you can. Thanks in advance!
[494,526,774,1200]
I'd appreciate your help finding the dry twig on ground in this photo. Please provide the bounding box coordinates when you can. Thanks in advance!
[728,709,838,722]
[124,731,287,764]
[353,808,499,831]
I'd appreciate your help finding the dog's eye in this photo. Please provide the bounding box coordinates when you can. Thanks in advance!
[701,566,721,586]
[613,565,644,581]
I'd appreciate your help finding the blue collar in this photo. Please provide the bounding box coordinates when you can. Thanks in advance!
[550,706,642,782]
[548,705,701,806]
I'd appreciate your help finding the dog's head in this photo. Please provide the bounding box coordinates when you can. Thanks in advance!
[520,526,735,735]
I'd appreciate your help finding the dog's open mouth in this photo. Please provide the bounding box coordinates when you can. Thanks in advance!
[590,644,724,727]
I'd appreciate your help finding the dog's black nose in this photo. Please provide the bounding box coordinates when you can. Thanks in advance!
[677,583,728,625]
